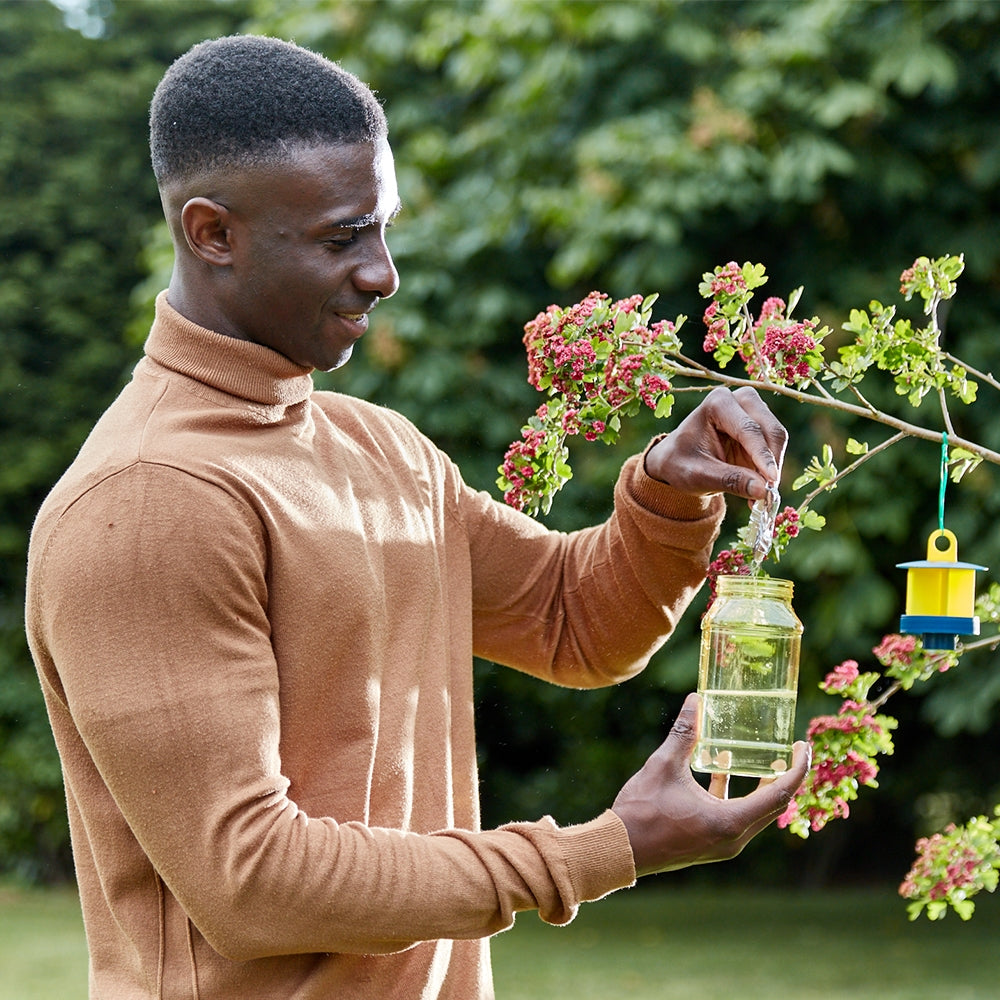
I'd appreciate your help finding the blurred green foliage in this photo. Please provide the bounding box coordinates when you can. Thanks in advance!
[4,0,1000,884]
[0,0,252,879]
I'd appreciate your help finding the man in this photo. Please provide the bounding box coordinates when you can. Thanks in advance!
[26,34,808,1000]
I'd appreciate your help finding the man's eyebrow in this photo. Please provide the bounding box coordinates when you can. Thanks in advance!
[326,201,403,231]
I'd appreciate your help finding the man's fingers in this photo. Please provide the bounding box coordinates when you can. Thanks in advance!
[721,742,811,845]
[643,386,789,500]
[744,742,811,814]
[708,770,730,800]
[677,453,767,501]
[687,387,785,500]
[613,711,811,876]
[730,386,788,482]
[664,692,701,753]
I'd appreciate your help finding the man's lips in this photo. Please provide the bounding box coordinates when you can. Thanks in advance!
[334,311,371,335]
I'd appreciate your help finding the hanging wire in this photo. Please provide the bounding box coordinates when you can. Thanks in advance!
[938,431,949,533]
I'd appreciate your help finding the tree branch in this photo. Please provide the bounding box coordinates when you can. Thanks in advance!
[665,363,1000,467]
[800,431,908,509]
[943,351,1000,393]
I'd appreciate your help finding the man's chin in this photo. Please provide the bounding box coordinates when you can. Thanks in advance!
[316,344,355,373]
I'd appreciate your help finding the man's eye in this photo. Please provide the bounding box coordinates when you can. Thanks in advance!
[324,231,357,248]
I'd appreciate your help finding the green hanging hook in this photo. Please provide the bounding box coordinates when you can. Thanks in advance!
[938,431,948,533]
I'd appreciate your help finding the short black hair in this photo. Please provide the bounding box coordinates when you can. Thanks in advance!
[150,35,387,184]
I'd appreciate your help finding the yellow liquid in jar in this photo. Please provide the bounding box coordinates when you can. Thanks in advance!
[693,621,799,778]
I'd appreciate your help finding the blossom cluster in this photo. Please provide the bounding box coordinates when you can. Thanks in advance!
[769,506,804,556]
[899,810,1000,921]
[874,632,958,690]
[496,405,566,516]
[705,548,749,601]
[699,264,826,388]
[704,260,748,297]
[752,309,823,385]
[779,655,896,838]
[899,253,966,314]
[498,291,683,514]
[521,291,678,415]
[873,630,995,920]
[779,630,994,920]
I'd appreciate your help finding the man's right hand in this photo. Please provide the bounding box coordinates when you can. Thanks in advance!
[610,693,811,877]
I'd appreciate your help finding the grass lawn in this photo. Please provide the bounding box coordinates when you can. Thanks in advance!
[492,884,1000,999]
[0,882,88,999]
[2,880,997,999]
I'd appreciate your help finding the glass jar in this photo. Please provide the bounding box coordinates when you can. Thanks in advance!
[692,575,803,778]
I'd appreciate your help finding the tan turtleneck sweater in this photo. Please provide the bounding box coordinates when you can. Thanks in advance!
[26,293,724,999]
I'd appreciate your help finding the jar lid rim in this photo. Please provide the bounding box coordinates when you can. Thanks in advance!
[716,574,793,594]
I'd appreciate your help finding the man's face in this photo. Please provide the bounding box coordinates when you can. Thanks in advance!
[217,139,400,372]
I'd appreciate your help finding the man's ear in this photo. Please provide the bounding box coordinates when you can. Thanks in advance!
[180,197,235,266]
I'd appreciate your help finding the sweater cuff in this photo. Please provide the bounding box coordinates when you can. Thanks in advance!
[623,438,724,523]
[558,808,636,904]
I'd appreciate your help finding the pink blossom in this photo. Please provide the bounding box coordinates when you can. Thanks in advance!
[561,408,581,436]
[813,750,878,789]
[605,353,645,408]
[774,506,800,539]
[756,297,786,323]
[899,265,919,295]
[807,713,863,737]
[703,325,727,353]
[743,319,819,385]
[639,373,672,409]
[500,428,549,510]
[705,548,750,604]
[821,660,860,694]
[523,291,612,395]
[611,294,644,315]
[708,261,746,296]
[702,300,728,352]
[899,824,988,904]
[874,633,917,668]
[777,798,800,830]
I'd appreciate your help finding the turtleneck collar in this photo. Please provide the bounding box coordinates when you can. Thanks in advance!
[144,291,315,407]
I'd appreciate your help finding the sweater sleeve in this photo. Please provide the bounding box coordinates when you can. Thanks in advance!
[466,442,726,686]
[28,463,636,962]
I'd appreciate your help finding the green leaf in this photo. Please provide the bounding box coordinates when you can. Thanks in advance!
[654,393,675,419]
[799,509,826,531]
[948,446,982,484]
[842,308,872,338]
[742,261,769,290]
[715,342,737,367]
[613,309,635,336]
